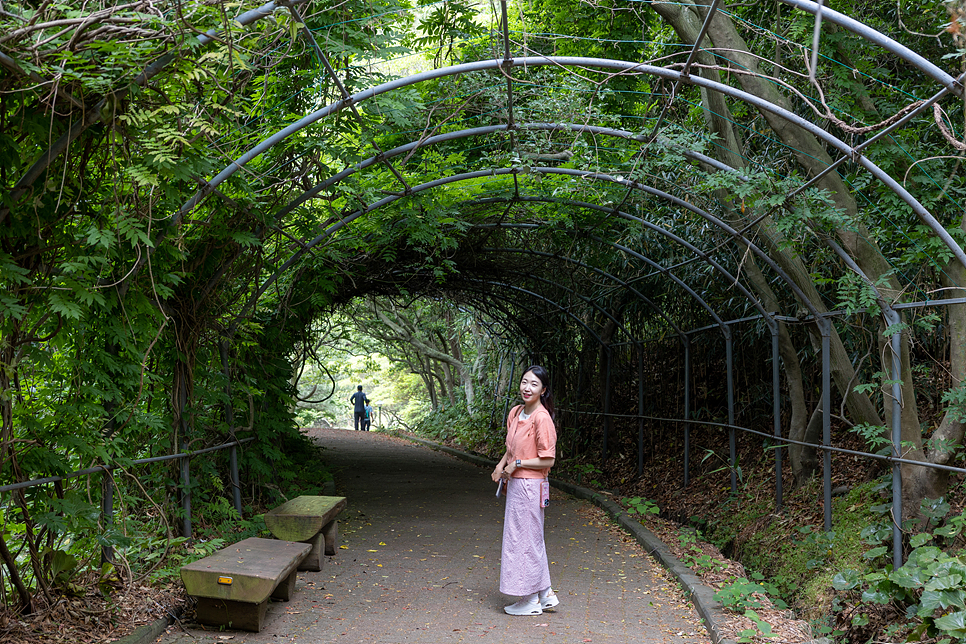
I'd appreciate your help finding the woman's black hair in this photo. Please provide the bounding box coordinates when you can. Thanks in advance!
[522,364,555,420]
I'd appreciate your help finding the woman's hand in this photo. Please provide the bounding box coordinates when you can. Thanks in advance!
[491,467,503,483]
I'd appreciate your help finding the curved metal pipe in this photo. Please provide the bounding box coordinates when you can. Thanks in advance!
[172,55,966,272]
[480,241,689,341]
[251,168,770,334]
[780,0,962,96]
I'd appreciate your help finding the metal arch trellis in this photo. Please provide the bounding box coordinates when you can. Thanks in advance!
[251,161,819,504]
[224,139,917,567]
[10,0,960,569]
[3,0,966,587]
[205,0,958,574]
[478,242,681,475]
[149,17,966,509]
[166,58,966,274]
[257,122,825,500]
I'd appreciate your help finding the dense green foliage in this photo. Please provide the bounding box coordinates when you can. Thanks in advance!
[3,0,966,641]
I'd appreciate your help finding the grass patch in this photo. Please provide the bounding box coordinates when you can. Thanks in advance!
[704,476,882,621]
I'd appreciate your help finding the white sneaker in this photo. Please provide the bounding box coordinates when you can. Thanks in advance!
[504,594,543,616]
[539,589,559,609]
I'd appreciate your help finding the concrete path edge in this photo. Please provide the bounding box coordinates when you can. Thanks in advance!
[400,434,738,644]
[113,606,183,644]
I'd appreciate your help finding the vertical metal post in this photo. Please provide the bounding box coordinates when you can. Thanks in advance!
[178,377,192,539]
[180,456,192,539]
[101,403,115,565]
[602,347,613,463]
[503,353,516,422]
[638,343,645,476]
[889,319,904,568]
[684,338,691,488]
[491,352,505,429]
[821,317,832,533]
[101,471,114,564]
[726,329,736,494]
[574,348,584,456]
[220,339,242,516]
[772,324,783,510]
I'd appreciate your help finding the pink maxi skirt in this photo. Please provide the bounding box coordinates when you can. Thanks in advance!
[500,477,551,596]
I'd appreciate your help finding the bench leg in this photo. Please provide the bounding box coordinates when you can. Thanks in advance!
[298,531,325,572]
[195,597,268,632]
[271,568,299,602]
[322,519,339,556]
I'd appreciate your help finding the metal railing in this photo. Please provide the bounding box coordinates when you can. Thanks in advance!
[0,437,254,561]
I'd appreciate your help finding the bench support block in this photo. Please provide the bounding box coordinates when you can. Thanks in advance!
[195,597,269,632]
[322,519,339,557]
[299,532,325,572]
[272,569,299,601]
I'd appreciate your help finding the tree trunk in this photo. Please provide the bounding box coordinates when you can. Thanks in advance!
[652,0,883,427]
[696,1,931,511]
[903,242,966,509]
[740,253,814,484]
[0,532,33,613]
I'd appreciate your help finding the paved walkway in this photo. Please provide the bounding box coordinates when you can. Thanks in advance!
[159,429,711,644]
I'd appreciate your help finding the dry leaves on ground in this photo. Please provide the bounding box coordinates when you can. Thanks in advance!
[0,576,186,644]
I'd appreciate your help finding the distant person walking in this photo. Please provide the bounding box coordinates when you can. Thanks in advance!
[491,364,558,616]
[364,403,374,431]
[350,386,369,431]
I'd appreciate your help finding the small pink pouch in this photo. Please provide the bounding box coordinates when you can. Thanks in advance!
[540,480,550,507]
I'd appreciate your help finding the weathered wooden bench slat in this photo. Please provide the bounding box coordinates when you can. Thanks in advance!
[264,495,347,542]
[264,495,347,571]
[180,537,311,632]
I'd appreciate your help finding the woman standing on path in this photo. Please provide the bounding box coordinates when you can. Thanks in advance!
[491,365,559,616]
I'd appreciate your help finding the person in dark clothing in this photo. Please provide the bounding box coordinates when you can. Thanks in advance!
[350,385,369,431]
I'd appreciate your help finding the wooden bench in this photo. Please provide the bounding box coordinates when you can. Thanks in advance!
[264,495,347,572]
[180,537,310,632]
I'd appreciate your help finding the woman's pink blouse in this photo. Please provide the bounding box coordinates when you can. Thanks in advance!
[506,405,557,478]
